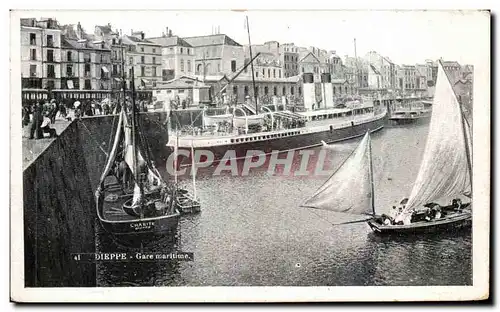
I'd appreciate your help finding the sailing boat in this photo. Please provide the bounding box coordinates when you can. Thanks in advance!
[95,67,180,238]
[302,60,472,234]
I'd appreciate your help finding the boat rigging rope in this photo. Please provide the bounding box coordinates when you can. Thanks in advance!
[77,120,109,157]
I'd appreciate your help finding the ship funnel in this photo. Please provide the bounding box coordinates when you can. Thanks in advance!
[302,73,315,111]
[321,73,334,108]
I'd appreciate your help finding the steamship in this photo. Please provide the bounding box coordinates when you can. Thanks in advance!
[167,72,388,165]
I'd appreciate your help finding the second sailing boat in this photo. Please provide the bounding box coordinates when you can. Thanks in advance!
[301,60,472,234]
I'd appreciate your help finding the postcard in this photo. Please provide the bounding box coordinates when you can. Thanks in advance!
[10,8,490,302]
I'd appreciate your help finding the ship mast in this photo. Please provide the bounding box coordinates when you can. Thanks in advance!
[246,16,258,113]
[354,38,359,96]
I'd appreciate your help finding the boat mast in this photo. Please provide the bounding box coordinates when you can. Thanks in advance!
[368,133,376,215]
[191,141,197,201]
[120,34,127,113]
[246,16,258,113]
[130,65,145,217]
[174,133,179,188]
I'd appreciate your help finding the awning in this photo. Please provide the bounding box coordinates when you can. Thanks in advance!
[114,78,122,82]
[101,66,109,73]
[67,80,74,89]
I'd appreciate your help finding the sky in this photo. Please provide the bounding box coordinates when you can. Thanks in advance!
[15,10,489,66]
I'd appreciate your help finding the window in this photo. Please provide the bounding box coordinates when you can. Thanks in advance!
[152,48,156,53]
[112,64,118,75]
[47,49,54,62]
[217,64,220,73]
[169,48,174,53]
[84,53,91,63]
[273,86,277,96]
[345,86,348,93]
[152,56,156,64]
[129,68,133,78]
[181,47,183,54]
[233,86,238,96]
[231,60,236,72]
[47,64,55,78]
[84,63,91,76]
[141,47,144,52]
[262,69,265,77]
[291,86,294,95]
[29,65,37,77]
[66,51,72,62]
[30,49,36,61]
[66,65,72,77]
[244,86,249,96]
[255,86,259,95]
[256,72,259,78]
[187,48,190,55]
[29,33,36,45]
[84,79,91,90]
[273,69,276,78]
[264,86,269,95]
[46,35,53,47]
[298,87,302,95]
[196,63,202,74]
[301,67,304,73]
[279,70,281,78]
[129,57,133,65]
[141,56,145,64]
[180,59,184,72]
[141,66,145,76]
[187,60,191,72]
[46,80,55,90]
[268,69,271,77]
[282,86,286,95]
[112,38,116,45]
[153,67,157,77]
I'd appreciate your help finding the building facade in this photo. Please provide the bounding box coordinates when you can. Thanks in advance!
[184,34,246,78]
[21,18,44,93]
[94,24,123,91]
[148,34,195,81]
[280,43,300,78]
[122,31,162,89]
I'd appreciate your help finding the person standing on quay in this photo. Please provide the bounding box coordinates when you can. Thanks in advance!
[29,101,43,139]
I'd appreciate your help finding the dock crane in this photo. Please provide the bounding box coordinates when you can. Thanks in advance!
[213,52,261,100]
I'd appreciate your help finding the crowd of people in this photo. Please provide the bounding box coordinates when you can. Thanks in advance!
[22,97,153,140]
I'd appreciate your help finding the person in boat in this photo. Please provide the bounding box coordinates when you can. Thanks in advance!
[452,198,463,212]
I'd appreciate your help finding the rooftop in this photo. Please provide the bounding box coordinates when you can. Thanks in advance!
[147,36,193,48]
[183,34,242,47]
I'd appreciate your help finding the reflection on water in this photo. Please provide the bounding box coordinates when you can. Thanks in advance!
[96,122,471,286]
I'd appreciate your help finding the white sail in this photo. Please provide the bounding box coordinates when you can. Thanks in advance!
[98,109,123,184]
[302,132,373,216]
[400,62,471,218]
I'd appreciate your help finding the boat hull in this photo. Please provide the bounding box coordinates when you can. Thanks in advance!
[174,113,387,165]
[367,212,471,234]
[98,213,181,237]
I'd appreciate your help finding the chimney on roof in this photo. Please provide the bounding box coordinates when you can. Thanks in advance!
[168,29,172,37]
[141,32,145,40]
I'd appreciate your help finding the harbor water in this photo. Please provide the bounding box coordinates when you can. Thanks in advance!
[96,122,472,286]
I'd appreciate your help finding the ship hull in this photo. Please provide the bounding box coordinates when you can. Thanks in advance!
[174,113,387,165]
